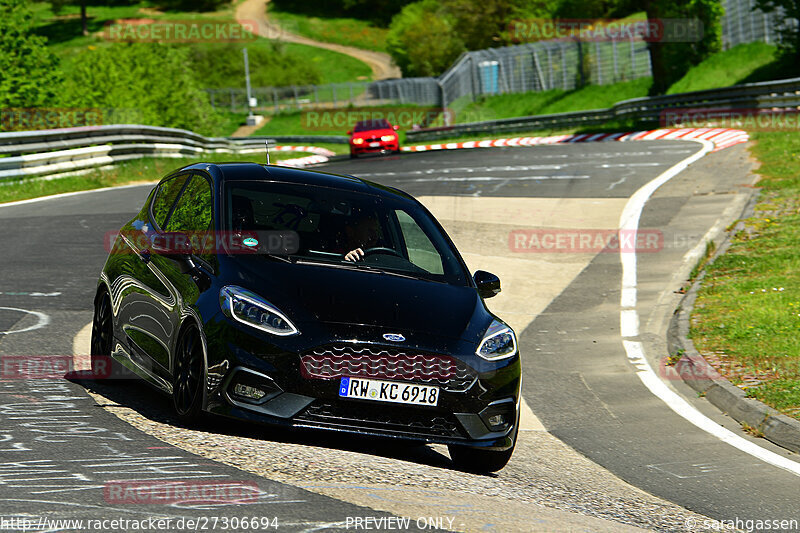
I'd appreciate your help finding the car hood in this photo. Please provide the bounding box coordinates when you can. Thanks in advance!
[226,256,485,342]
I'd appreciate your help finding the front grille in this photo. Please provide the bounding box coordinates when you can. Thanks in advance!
[300,344,477,392]
[296,400,464,439]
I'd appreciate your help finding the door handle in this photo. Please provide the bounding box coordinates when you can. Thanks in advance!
[138,248,151,263]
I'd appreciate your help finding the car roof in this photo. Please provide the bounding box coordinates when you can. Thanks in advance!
[354,119,391,129]
[178,162,414,202]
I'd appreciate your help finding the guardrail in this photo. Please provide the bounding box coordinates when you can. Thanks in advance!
[406,76,800,141]
[0,125,347,180]
[4,76,799,179]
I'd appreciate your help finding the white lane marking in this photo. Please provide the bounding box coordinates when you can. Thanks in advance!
[599,163,663,168]
[0,307,50,335]
[0,182,155,209]
[0,291,61,297]
[520,397,546,431]
[618,140,800,477]
[410,175,590,183]
[73,322,92,369]
[356,165,565,177]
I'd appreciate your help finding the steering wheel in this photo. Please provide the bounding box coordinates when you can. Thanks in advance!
[362,247,402,258]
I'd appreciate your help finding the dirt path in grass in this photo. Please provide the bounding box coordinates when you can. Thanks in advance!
[236,0,401,80]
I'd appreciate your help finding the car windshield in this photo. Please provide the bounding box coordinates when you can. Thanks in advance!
[224,181,468,286]
[354,119,391,132]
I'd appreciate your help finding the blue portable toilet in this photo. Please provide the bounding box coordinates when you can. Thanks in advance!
[479,60,499,95]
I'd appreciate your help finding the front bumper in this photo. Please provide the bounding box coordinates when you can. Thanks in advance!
[350,141,399,155]
[205,340,521,450]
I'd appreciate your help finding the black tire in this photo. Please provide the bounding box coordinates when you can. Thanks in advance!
[172,322,205,423]
[90,291,114,380]
[448,441,516,473]
[350,152,357,159]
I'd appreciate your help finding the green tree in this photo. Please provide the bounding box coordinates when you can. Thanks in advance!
[48,0,88,36]
[271,0,414,27]
[58,43,221,135]
[187,42,322,89]
[386,0,560,76]
[442,0,558,49]
[158,0,231,11]
[638,0,724,94]
[0,0,61,108]
[556,0,723,94]
[386,0,466,77]
[754,0,800,65]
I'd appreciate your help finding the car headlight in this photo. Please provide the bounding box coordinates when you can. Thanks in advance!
[476,319,517,360]
[380,134,396,141]
[219,286,299,336]
[352,138,365,145]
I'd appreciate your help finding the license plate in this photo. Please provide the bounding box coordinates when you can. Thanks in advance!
[339,376,439,406]
[369,142,381,147]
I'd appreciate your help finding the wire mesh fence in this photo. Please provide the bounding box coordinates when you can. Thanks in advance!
[438,38,652,108]
[208,6,793,117]
[208,38,651,115]
[721,0,793,48]
[207,78,441,114]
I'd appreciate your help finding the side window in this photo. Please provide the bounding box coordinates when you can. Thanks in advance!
[165,175,214,254]
[395,210,444,274]
[151,175,189,229]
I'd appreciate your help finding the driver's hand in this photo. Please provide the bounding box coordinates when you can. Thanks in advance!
[344,248,364,262]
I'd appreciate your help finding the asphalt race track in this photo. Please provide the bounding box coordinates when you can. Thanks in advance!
[0,141,797,532]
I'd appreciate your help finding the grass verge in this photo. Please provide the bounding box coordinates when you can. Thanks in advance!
[451,78,653,124]
[689,130,800,420]
[268,8,388,53]
[667,42,791,94]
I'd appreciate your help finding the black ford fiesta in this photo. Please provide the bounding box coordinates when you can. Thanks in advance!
[91,162,521,472]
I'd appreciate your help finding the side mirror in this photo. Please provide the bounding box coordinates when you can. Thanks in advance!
[393,125,399,130]
[474,270,501,299]
[346,130,352,135]
[151,232,193,257]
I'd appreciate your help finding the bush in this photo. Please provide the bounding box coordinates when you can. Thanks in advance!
[386,0,465,77]
[186,42,322,89]
[271,0,413,27]
[58,42,221,135]
[0,0,61,108]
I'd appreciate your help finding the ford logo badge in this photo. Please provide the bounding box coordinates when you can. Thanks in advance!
[383,333,405,342]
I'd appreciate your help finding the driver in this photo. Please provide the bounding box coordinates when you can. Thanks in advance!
[344,213,382,262]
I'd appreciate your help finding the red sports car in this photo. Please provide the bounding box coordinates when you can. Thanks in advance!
[348,119,400,158]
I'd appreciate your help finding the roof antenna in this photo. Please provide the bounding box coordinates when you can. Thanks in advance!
[265,140,270,165]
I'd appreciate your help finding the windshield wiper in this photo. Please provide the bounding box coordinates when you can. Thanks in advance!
[294,257,432,281]
[332,261,431,281]
[258,253,294,263]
